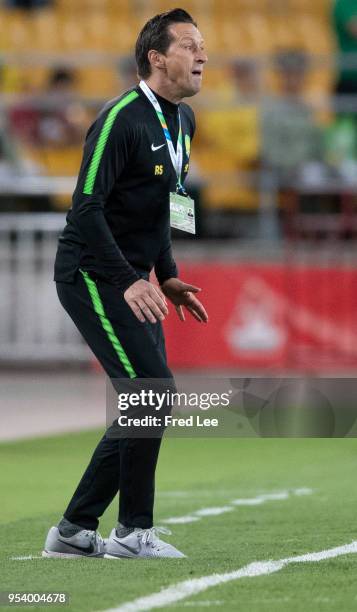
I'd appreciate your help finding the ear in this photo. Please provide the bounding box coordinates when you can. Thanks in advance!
[148,49,165,71]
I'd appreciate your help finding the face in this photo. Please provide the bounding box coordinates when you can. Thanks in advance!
[160,22,207,98]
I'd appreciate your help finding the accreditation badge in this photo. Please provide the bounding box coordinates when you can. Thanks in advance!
[169,192,196,234]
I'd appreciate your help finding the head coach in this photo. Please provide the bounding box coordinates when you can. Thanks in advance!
[43,8,209,559]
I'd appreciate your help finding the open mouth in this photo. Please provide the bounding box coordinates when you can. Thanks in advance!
[192,70,202,76]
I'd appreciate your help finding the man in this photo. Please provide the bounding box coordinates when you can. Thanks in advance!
[259,49,324,239]
[261,49,323,182]
[42,8,208,560]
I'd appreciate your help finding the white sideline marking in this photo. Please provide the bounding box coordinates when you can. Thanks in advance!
[11,555,42,560]
[294,488,313,496]
[164,516,201,525]
[194,506,234,517]
[158,488,313,500]
[170,601,224,608]
[256,492,289,501]
[230,498,264,507]
[102,541,357,612]
[163,488,313,524]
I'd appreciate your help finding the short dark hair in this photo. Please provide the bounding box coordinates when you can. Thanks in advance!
[135,8,197,79]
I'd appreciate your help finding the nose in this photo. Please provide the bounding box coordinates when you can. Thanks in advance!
[196,48,208,64]
[198,51,208,64]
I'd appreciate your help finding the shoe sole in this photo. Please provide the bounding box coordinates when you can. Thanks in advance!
[42,550,104,559]
[104,552,186,559]
[104,552,131,559]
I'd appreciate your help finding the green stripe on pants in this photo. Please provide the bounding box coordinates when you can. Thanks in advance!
[80,270,137,379]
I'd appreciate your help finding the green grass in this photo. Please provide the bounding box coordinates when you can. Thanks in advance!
[1,432,357,611]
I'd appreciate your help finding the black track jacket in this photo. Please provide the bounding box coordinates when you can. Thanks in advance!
[54,85,195,292]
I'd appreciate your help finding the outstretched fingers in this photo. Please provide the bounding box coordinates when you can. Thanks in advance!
[185,293,209,323]
[175,305,185,321]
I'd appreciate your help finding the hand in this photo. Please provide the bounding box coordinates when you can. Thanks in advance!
[124,279,168,324]
[161,278,209,323]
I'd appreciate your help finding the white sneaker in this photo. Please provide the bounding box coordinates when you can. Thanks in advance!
[42,526,105,558]
[104,526,186,559]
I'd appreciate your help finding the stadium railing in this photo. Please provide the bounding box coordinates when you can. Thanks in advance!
[0,213,89,363]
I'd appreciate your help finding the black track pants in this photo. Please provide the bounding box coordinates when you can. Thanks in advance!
[56,270,173,529]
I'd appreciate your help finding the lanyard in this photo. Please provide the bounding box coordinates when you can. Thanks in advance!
[139,80,183,189]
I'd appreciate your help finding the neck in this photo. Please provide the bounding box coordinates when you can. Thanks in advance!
[143,75,182,104]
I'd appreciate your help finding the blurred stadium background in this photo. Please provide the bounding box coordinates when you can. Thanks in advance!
[2,0,357,439]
